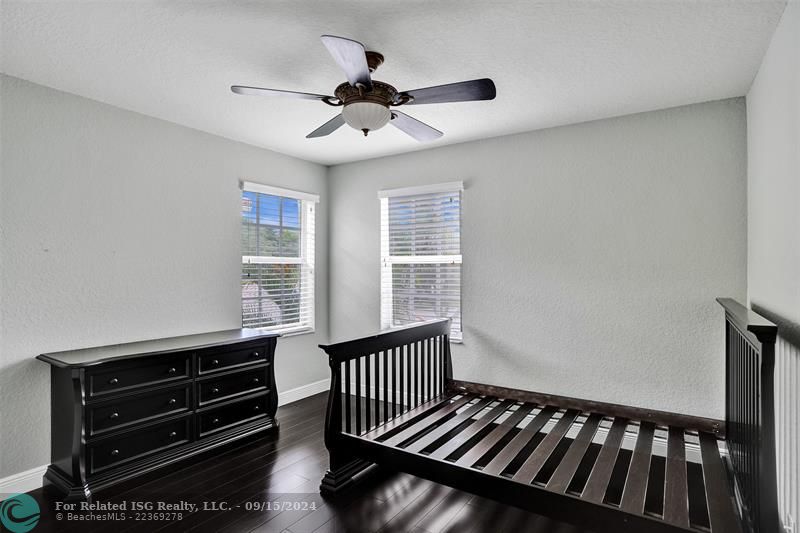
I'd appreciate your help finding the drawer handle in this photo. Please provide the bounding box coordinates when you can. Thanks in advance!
[212,418,220,425]
[110,449,120,456]
[253,404,260,412]
[251,351,260,358]
[211,359,219,366]
[108,377,119,385]
[168,431,178,439]
[109,412,120,420]
[252,377,260,384]
[211,387,220,394]
[167,367,177,374]
[168,398,177,406]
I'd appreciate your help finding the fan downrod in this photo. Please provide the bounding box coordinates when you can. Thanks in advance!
[365,51,384,73]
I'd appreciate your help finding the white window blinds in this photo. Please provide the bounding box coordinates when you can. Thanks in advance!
[241,182,317,334]
[380,182,463,341]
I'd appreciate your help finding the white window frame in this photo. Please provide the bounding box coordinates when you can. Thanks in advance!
[379,181,463,341]
[241,181,318,336]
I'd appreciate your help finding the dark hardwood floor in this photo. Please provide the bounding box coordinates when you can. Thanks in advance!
[27,392,591,532]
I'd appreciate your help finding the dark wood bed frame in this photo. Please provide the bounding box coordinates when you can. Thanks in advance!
[318,298,780,533]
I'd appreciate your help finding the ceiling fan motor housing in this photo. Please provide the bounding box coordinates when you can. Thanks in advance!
[336,81,398,135]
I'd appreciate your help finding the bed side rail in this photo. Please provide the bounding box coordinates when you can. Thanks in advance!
[718,298,780,533]
[320,319,452,445]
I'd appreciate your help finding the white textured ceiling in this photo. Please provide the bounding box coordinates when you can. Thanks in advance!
[1,1,786,165]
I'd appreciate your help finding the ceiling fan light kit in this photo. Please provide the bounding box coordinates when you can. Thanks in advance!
[342,102,391,136]
[232,34,496,141]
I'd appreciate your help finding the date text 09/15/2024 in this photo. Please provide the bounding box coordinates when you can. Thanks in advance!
[53,500,319,513]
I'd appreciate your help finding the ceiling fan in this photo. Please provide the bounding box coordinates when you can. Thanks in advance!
[231,35,496,142]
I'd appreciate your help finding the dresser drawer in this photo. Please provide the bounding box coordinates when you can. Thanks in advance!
[198,394,268,437]
[88,416,192,474]
[88,384,192,436]
[87,353,191,397]
[197,344,268,375]
[198,367,268,407]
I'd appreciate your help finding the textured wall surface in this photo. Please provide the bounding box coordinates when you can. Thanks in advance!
[747,0,799,323]
[0,75,330,478]
[747,0,800,527]
[328,99,747,420]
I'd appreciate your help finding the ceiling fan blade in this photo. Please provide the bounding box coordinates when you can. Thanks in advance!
[320,35,372,89]
[400,78,496,105]
[306,114,346,138]
[231,85,331,100]
[389,111,443,142]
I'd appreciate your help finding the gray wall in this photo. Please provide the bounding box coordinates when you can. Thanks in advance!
[328,99,747,420]
[747,0,799,323]
[746,0,800,527]
[0,74,751,481]
[0,75,330,478]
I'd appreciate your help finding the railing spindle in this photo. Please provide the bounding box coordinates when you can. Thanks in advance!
[392,347,397,418]
[383,350,389,423]
[374,352,380,426]
[355,356,362,435]
[404,344,410,412]
[427,337,432,402]
[365,353,372,430]
[345,359,351,433]
[412,341,417,406]
[433,336,439,397]
[441,335,446,395]
[419,340,424,405]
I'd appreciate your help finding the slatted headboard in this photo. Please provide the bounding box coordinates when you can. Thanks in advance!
[717,298,780,533]
[318,318,452,492]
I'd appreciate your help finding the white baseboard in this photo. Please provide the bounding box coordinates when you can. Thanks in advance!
[0,378,330,496]
[0,464,48,497]
[278,378,329,406]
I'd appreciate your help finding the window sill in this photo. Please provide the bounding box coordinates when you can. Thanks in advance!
[249,327,315,338]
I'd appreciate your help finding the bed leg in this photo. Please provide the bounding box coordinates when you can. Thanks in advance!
[320,451,373,495]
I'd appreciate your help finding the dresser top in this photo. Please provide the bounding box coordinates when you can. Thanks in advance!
[37,329,278,368]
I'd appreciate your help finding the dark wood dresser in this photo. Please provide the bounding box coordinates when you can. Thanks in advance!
[37,329,278,501]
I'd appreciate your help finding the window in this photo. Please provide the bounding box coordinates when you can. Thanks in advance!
[241,182,318,334]
[380,182,463,341]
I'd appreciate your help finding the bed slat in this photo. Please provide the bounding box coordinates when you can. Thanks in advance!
[582,416,629,503]
[482,406,558,475]
[547,413,604,493]
[620,422,655,513]
[456,403,536,468]
[512,409,581,483]
[429,399,517,460]
[403,397,495,452]
[376,394,470,445]
[699,432,742,533]
[663,427,690,528]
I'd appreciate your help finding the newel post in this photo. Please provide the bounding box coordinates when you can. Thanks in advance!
[323,355,342,451]
[319,349,372,495]
[751,327,780,533]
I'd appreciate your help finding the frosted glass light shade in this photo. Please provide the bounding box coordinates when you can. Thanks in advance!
[342,101,391,135]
